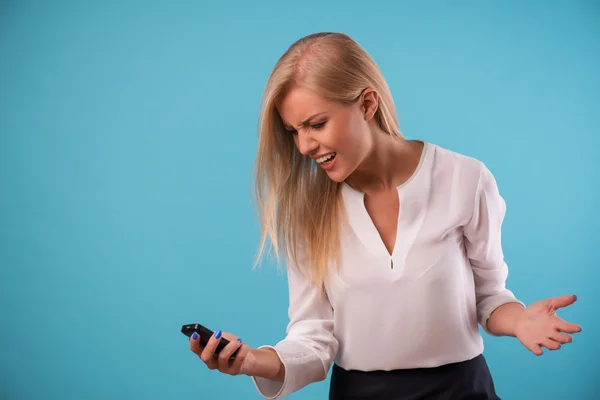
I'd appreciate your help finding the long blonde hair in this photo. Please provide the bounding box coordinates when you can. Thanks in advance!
[253,32,402,290]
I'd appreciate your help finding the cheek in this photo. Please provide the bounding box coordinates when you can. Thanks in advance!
[343,125,371,167]
[340,123,366,152]
[331,119,353,146]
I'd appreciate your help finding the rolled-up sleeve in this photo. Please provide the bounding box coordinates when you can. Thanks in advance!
[463,162,524,335]
[251,258,339,399]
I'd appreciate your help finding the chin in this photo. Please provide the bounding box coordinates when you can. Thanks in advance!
[324,169,348,183]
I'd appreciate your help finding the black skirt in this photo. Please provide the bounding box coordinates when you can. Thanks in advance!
[329,354,500,400]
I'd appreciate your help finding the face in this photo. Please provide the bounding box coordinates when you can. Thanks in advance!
[276,86,378,183]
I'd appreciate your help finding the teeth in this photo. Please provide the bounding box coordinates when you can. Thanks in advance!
[317,153,335,164]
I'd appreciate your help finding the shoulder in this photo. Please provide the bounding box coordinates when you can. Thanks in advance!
[425,142,497,203]
[428,142,486,176]
[427,142,490,184]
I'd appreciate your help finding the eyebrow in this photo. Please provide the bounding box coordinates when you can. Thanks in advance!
[283,112,327,129]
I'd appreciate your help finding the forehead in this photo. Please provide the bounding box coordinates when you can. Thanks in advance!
[276,86,335,124]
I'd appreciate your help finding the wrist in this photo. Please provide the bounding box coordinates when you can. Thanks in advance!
[241,348,258,377]
[487,302,526,337]
[244,348,284,381]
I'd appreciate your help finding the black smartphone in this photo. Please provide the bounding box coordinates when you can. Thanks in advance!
[181,323,240,359]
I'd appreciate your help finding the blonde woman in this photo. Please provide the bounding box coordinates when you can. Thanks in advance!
[189,32,581,399]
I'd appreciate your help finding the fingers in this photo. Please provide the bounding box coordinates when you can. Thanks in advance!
[189,330,247,374]
[200,330,223,367]
[189,331,205,356]
[540,338,562,351]
[549,294,577,310]
[556,319,582,334]
[523,341,543,356]
[549,331,573,344]
[217,337,242,364]
[217,338,246,373]
[231,344,250,374]
[190,332,217,369]
[526,330,574,356]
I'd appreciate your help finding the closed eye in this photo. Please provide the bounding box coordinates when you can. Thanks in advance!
[312,121,327,129]
[284,120,327,135]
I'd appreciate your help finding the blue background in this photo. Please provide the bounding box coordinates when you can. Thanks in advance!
[1,1,598,399]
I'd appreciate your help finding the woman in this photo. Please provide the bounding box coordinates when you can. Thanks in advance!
[189,32,581,399]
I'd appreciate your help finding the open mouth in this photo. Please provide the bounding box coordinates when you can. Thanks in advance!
[317,153,336,165]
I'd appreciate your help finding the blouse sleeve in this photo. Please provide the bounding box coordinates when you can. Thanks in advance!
[251,258,339,399]
[463,162,525,335]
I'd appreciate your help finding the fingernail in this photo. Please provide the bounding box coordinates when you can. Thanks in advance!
[237,338,243,343]
[192,332,198,340]
[214,330,222,339]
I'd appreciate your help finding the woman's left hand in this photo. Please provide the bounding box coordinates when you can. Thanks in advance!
[514,294,582,355]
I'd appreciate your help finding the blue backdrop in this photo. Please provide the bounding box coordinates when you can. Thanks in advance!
[1,1,598,399]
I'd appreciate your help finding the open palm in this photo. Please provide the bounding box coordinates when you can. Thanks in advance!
[515,294,582,355]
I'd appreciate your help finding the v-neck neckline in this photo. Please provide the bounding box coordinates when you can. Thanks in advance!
[341,141,433,273]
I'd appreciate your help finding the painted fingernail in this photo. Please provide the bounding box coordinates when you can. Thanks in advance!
[214,330,222,339]
[237,338,243,343]
[192,332,198,340]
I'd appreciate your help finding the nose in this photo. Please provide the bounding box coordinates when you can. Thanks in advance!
[296,129,319,156]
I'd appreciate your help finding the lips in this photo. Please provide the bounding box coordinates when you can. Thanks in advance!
[316,152,336,164]
[316,153,337,170]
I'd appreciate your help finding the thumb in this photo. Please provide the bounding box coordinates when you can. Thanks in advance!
[549,294,577,310]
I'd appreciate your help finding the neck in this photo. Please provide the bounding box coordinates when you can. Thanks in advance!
[345,131,423,195]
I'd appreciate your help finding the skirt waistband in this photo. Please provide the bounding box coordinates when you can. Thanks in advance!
[328,354,501,400]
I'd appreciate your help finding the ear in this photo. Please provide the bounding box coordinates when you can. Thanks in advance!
[361,88,379,121]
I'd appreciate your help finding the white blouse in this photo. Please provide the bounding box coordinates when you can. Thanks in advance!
[251,141,523,399]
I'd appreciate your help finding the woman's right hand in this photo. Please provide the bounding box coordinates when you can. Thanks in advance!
[189,329,251,376]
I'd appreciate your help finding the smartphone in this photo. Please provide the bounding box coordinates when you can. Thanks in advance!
[181,323,240,359]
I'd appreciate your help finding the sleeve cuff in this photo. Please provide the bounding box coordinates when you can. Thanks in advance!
[250,340,331,399]
[251,346,287,399]
[480,296,525,336]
